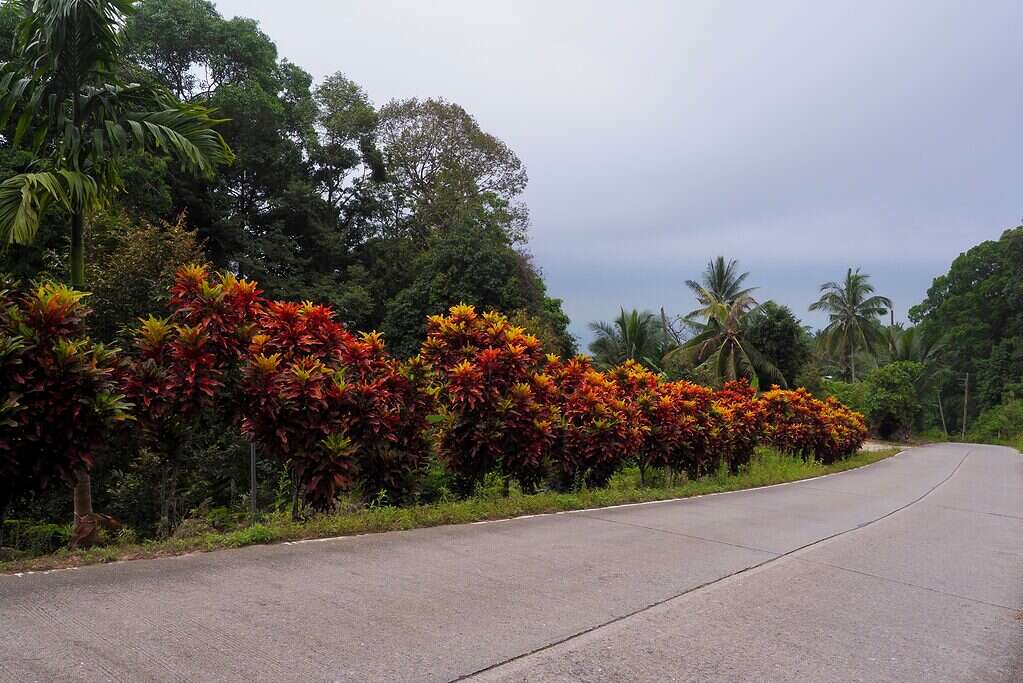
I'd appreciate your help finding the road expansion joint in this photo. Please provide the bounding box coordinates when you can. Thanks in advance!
[790,556,1020,612]
[453,450,972,683]
[573,513,778,556]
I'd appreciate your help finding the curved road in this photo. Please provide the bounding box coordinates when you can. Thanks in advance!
[1,443,1021,681]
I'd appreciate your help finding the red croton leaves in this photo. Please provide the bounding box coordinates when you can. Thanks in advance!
[0,282,129,512]
[549,356,645,488]
[123,267,264,435]
[710,380,768,474]
[760,386,867,463]
[242,300,435,509]
[422,305,556,491]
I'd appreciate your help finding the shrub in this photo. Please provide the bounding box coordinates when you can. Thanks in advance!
[422,305,556,492]
[122,266,263,530]
[548,356,644,488]
[822,379,868,415]
[711,380,767,473]
[761,386,866,463]
[607,361,714,483]
[862,361,924,439]
[242,302,435,510]
[0,281,129,535]
[968,399,1023,445]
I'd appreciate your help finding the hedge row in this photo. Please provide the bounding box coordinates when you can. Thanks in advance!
[0,268,867,517]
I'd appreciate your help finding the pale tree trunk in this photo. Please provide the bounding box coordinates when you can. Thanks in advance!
[70,211,95,521]
[73,472,93,521]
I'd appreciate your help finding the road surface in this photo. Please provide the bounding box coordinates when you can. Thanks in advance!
[1,443,1021,682]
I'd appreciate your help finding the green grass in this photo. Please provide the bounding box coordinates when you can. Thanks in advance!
[0,446,902,574]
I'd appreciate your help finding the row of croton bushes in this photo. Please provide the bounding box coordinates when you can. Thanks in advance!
[0,267,867,514]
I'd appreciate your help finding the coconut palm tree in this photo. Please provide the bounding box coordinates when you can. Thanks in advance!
[685,256,756,318]
[665,291,784,389]
[809,268,892,382]
[0,0,232,521]
[588,308,671,370]
[0,0,233,288]
[886,326,946,366]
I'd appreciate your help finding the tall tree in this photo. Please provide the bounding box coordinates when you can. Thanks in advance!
[685,256,756,318]
[909,226,1023,425]
[0,0,231,520]
[588,308,670,370]
[667,292,783,389]
[809,268,892,382]
[376,97,529,242]
[745,301,811,387]
[0,0,232,286]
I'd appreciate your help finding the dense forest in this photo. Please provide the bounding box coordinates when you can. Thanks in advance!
[0,0,575,359]
[0,0,1020,553]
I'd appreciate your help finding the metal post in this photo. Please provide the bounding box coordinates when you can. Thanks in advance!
[249,442,257,523]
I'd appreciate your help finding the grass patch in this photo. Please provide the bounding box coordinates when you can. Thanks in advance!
[0,446,902,574]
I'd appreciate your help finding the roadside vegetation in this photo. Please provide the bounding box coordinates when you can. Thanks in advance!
[0,446,900,573]
[0,0,1019,571]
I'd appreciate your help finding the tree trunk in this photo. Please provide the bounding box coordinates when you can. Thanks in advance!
[70,211,86,289]
[73,472,93,521]
[937,391,948,437]
[849,348,856,383]
[70,211,95,523]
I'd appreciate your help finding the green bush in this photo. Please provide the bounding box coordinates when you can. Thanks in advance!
[1,520,71,553]
[822,379,868,415]
[968,400,1023,445]
[862,361,924,439]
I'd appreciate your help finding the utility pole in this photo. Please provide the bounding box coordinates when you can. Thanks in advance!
[961,372,969,441]
[249,442,258,523]
[937,391,948,437]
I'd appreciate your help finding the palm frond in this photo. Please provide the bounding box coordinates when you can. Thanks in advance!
[0,170,98,245]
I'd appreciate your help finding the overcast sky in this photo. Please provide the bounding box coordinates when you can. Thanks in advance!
[215,0,1022,342]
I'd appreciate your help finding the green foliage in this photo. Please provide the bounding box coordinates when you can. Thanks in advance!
[809,268,892,382]
[909,226,1023,431]
[862,361,924,439]
[685,256,756,316]
[745,301,811,387]
[1,520,71,554]
[967,400,1023,445]
[668,292,783,389]
[381,221,566,358]
[588,308,671,370]
[822,379,868,415]
[0,0,232,288]
[85,214,206,340]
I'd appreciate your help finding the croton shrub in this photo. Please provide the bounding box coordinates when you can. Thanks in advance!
[547,356,644,488]
[760,387,866,463]
[241,300,436,509]
[421,305,556,493]
[0,281,129,521]
[2,270,871,525]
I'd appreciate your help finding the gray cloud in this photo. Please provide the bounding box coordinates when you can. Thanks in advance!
[215,0,1022,341]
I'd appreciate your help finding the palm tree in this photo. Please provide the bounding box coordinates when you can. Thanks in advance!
[588,308,671,370]
[685,256,756,318]
[886,326,945,366]
[665,291,783,389]
[0,0,233,287]
[809,268,892,382]
[0,0,232,521]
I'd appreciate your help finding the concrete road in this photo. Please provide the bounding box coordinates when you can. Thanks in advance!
[1,443,1021,682]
